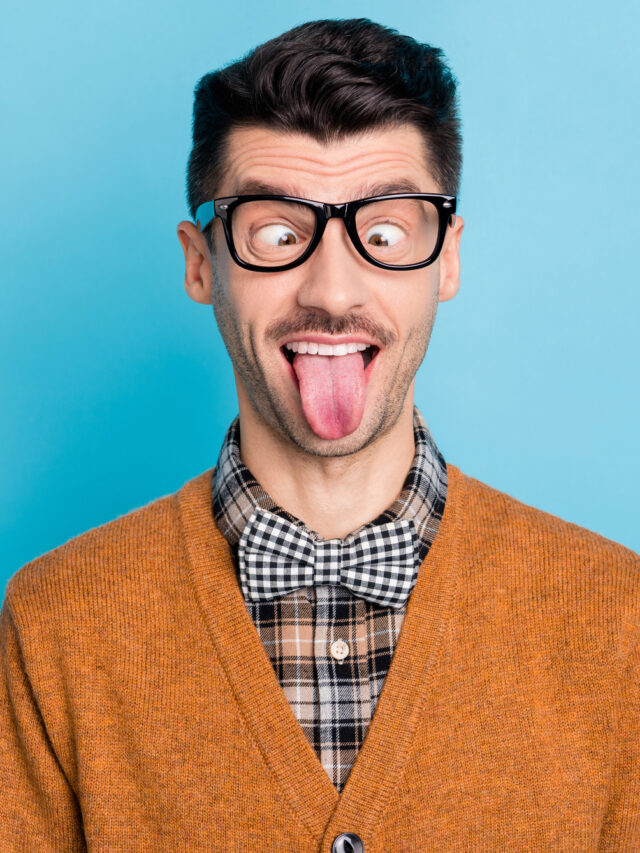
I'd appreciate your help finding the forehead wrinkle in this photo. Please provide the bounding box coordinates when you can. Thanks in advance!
[228,155,436,199]
[235,178,424,203]
[223,127,437,196]
[232,150,427,181]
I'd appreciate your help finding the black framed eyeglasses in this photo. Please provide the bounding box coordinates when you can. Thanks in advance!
[194,192,457,272]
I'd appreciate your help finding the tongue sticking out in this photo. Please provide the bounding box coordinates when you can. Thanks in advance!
[292,352,366,440]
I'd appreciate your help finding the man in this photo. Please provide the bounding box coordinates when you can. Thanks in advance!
[1,18,639,853]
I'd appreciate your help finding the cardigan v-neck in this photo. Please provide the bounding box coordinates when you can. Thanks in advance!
[179,462,463,842]
[209,406,448,793]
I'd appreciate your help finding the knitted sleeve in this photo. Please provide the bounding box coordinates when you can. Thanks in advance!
[598,632,640,849]
[0,596,86,852]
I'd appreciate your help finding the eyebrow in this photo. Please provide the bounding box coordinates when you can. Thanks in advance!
[233,179,425,201]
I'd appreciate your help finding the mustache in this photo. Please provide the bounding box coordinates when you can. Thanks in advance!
[266,311,396,347]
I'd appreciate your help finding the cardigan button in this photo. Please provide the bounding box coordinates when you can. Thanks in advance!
[332,832,364,853]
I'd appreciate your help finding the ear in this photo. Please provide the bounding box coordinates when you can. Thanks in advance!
[176,221,214,305]
[438,215,464,302]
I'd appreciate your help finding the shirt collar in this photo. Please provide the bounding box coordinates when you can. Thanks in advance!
[212,406,447,561]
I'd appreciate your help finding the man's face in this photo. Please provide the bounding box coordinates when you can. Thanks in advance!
[181,124,463,458]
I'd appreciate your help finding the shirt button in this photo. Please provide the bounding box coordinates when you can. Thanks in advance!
[332,833,364,853]
[330,638,350,663]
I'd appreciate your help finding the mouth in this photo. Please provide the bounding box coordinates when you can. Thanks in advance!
[281,341,380,372]
[279,338,382,439]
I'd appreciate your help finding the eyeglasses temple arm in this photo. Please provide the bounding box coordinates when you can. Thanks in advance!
[194,200,216,231]
[442,198,456,228]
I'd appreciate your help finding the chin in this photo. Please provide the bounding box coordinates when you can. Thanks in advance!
[275,397,399,459]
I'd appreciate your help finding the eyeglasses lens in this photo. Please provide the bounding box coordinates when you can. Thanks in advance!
[354,199,440,265]
[231,200,317,267]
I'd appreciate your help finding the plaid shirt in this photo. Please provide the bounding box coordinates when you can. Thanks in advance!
[212,406,447,792]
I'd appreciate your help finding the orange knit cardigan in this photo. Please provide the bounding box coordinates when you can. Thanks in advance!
[1,464,639,851]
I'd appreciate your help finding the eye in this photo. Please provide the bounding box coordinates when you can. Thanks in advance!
[365,222,405,247]
[254,224,299,246]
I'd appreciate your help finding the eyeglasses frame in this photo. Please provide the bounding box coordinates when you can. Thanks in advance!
[194,192,457,273]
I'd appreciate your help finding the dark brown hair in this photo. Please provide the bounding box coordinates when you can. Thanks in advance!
[186,18,462,218]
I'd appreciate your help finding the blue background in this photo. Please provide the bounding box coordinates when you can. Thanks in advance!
[2,0,639,601]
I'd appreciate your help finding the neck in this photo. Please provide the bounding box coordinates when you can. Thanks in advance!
[236,394,416,540]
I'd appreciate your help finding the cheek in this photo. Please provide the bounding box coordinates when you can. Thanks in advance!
[215,270,287,354]
[210,256,246,350]
[382,271,439,333]
[230,271,301,337]
[210,239,247,324]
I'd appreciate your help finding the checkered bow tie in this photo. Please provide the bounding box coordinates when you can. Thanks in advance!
[238,506,418,609]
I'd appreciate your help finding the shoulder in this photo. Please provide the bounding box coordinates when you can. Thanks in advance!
[448,463,639,567]
[447,464,640,662]
[4,468,215,621]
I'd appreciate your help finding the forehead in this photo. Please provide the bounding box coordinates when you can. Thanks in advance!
[218,124,440,201]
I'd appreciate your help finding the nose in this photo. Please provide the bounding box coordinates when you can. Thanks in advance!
[295,219,371,318]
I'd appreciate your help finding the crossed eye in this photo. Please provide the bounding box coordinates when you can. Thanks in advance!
[255,221,406,249]
[255,224,300,246]
[365,223,405,247]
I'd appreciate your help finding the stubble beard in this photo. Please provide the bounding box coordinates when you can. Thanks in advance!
[211,270,440,459]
